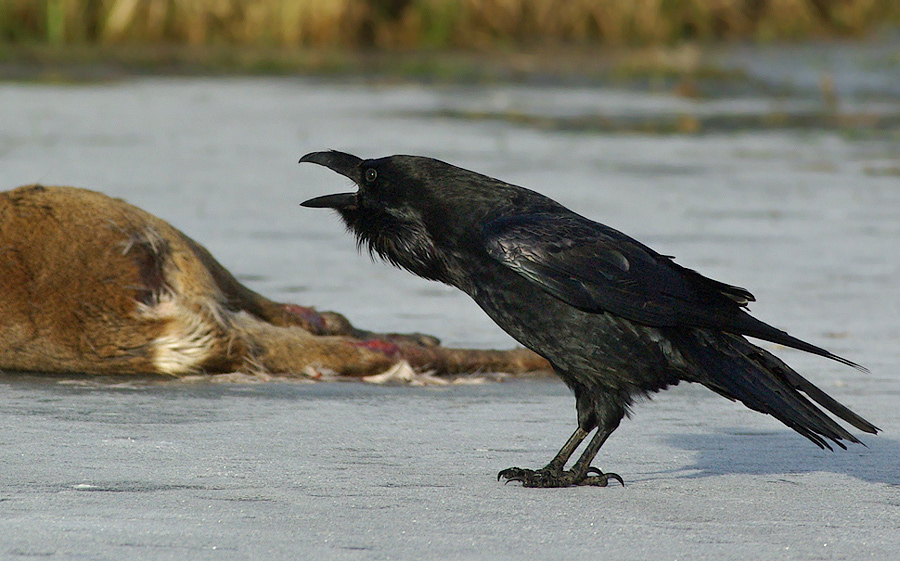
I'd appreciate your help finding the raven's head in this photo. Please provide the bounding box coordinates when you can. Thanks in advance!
[300,150,556,283]
[300,151,467,282]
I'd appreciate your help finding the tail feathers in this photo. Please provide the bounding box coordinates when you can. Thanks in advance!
[731,312,868,373]
[776,357,880,435]
[674,329,878,450]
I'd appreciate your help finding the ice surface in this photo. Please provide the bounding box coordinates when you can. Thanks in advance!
[1,377,898,560]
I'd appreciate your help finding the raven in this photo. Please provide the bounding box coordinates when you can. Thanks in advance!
[299,150,878,488]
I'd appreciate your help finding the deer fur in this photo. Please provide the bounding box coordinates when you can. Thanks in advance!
[0,185,548,378]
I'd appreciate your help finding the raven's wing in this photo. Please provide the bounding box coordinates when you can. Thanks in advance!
[481,212,865,370]
[481,212,752,328]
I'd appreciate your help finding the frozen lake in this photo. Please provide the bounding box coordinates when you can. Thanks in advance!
[1,67,899,559]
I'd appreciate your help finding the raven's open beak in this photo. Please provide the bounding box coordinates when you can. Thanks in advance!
[299,150,363,209]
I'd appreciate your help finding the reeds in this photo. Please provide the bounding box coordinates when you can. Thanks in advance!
[1,0,897,47]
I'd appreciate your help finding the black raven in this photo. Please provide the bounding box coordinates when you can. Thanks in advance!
[299,150,878,488]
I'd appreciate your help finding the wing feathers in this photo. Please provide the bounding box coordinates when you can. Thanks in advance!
[482,212,862,370]
[483,212,753,327]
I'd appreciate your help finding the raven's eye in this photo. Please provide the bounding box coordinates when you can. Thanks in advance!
[364,168,378,183]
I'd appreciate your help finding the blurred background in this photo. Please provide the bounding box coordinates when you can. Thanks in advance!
[2,0,900,48]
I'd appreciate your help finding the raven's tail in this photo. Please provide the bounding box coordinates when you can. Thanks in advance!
[672,329,879,450]
[730,311,868,373]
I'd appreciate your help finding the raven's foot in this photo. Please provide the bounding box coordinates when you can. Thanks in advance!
[497,466,624,488]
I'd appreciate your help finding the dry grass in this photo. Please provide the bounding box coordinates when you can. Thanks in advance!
[1,0,897,48]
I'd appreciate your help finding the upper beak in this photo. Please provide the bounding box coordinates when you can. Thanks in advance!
[299,150,362,179]
[299,150,363,209]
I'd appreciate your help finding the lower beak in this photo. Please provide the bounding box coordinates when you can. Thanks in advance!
[300,192,357,209]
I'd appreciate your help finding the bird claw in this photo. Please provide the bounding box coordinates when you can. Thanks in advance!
[584,467,625,487]
[498,466,624,488]
[498,467,562,487]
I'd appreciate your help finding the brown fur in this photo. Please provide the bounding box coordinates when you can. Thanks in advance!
[0,185,549,378]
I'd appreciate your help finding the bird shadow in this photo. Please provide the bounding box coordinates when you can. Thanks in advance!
[662,430,900,485]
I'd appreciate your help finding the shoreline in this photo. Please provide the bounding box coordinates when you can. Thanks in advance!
[0,37,891,88]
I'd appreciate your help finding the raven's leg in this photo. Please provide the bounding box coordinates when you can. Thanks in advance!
[566,420,624,487]
[497,421,623,488]
[545,426,590,471]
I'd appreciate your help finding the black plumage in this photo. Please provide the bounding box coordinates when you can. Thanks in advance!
[299,150,878,487]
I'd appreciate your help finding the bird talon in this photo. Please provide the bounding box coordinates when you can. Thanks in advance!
[497,467,527,482]
[497,465,622,488]
[580,470,625,487]
[582,467,625,486]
